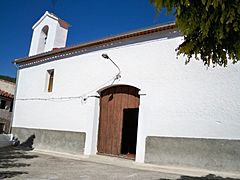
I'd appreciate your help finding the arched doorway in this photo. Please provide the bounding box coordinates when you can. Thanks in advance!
[97,85,140,159]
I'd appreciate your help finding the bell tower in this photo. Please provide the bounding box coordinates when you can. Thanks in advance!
[29,11,70,56]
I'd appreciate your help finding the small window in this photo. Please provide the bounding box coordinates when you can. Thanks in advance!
[10,101,13,112]
[0,100,6,109]
[47,69,54,92]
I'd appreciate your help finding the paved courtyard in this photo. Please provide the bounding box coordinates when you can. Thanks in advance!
[0,147,239,180]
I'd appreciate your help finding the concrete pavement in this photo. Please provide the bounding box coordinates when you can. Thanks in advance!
[0,147,240,180]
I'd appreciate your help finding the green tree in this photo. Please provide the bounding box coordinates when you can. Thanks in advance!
[150,0,240,67]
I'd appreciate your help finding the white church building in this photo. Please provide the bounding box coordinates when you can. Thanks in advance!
[12,11,240,172]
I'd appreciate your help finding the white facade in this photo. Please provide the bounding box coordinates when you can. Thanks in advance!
[13,12,240,163]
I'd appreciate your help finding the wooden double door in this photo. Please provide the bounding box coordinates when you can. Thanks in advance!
[97,85,140,156]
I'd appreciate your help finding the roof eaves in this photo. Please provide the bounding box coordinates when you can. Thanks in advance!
[0,89,14,98]
[32,11,70,29]
[14,22,176,65]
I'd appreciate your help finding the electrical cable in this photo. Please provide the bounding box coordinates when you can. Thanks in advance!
[16,54,122,102]
[16,73,119,102]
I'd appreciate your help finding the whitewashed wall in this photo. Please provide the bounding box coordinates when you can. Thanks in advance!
[13,30,240,161]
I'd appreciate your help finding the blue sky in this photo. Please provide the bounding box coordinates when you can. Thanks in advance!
[0,0,175,78]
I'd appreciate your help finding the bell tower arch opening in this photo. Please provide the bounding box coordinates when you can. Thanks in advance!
[37,25,49,54]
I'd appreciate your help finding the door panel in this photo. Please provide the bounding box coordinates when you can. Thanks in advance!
[97,85,140,156]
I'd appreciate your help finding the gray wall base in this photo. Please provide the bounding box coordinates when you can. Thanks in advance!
[12,127,86,155]
[145,136,240,172]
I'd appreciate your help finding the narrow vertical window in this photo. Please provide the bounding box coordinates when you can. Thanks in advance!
[47,69,54,92]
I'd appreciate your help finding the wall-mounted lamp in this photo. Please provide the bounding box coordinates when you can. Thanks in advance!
[102,54,121,75]
[102,54,110,59]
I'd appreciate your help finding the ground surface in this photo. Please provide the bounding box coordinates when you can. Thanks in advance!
[0,147,239,180]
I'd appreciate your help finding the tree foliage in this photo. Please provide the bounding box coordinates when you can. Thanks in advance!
[150,0,240,67]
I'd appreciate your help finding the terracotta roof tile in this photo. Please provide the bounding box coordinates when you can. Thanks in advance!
[0,89,14,98]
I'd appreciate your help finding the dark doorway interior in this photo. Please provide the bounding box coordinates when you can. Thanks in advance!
[0,123,4,134]
[0,100,6,109]
[121,108,139,156]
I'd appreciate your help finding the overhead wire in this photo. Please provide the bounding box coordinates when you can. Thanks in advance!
[16,73,120,102]
[16,54,122,102]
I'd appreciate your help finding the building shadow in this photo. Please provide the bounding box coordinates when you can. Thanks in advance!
[159,174,240,180]
[0,146,38,179]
